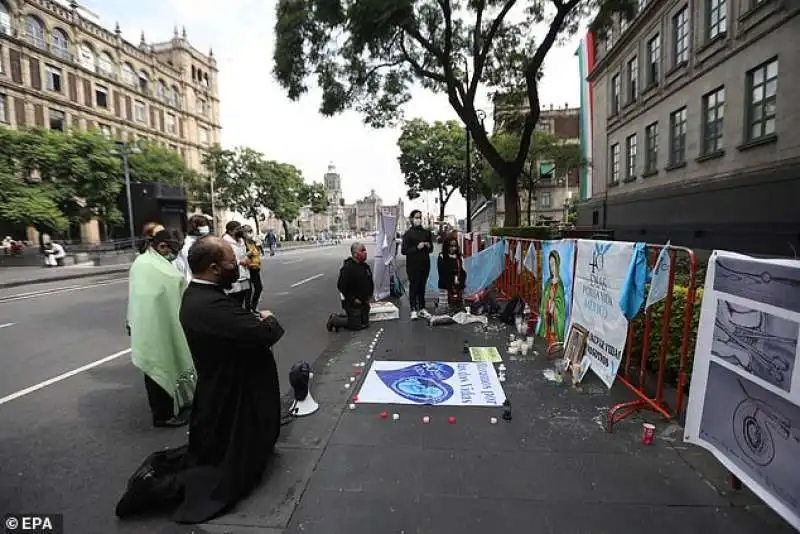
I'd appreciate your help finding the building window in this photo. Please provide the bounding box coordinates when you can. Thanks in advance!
[669,107,687,165]
[95,85,108,108]
[97,52,114,77]
[672,6,689,65]
[645,122,658,173]
[122,63,136,87]
[138,71,149,94]
[611,74,620,115]
[0,94,7,123]
[746,58,777,141]
[610,143,620,184]
[625,134,637,179]
[197,98,206,115]
[198,125,209,145]
[157,80,168,101]
[45,65,62,93]
[78,43,95,71]
[25,15,45,49]
[707,0,727,40]
[0,2,11,35]
[98,124,112,139]
[49,109,65,131]
[627,57,638,103]
[51,28,70,59]
[171,87,180,108]
[539,191,552,209]
[169,143,178,152]
[166,113,176,134]
[646,34,660,86]
[702,87,725,154]
[134,100,147,123]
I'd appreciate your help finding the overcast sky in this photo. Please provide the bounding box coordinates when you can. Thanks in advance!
[85,0,586,219]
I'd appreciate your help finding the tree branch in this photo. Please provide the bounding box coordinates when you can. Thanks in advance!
[471,0,518,100]
[438,0,453,69]
[399,34,449,84]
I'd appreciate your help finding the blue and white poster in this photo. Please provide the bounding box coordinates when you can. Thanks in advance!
[358,361,506,406]
[537,240,576,345]
[569,240,636,389]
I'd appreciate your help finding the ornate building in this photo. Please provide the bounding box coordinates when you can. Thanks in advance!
[322,162,347,232]
[0,0,222,242]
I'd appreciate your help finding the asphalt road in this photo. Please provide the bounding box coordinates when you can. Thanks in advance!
[0,242,376,533]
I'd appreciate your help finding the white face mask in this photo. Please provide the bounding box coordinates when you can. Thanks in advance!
[198,226,210,235]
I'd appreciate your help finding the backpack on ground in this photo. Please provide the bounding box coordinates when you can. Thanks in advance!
[390,275,404,297]
[499,295,526,325]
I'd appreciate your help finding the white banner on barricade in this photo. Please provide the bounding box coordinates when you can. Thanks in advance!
[372,213,398,301]
[684,251,800,531]
[568,240,635,389]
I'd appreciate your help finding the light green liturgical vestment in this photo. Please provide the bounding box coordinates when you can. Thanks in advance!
[127,249,196,415]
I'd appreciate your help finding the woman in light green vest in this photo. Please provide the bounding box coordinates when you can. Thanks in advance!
[127,225,196,427]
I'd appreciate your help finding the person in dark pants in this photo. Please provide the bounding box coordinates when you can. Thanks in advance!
[401,210,433,320]
[242,225,263,311]
[437,235,467,311]
[326,242,374,332]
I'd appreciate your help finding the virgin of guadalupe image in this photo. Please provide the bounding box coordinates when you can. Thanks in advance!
[539,249,567,344]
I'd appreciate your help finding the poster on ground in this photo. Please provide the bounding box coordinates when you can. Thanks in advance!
[358,361,506,406]
[569,240,635,389]
[684,251,800,531]
[537,240,576,344]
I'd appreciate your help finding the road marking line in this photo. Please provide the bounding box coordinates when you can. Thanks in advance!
[0,348,132,406]
[290,273,324,288]
[0,322,14,329]
[280,259,302,265]
[0,279,127,303]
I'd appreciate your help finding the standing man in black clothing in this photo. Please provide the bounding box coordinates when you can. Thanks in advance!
[401,209,434,320]
[327,242,374,332]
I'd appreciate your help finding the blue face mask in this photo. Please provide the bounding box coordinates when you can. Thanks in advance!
[197,226,210,235]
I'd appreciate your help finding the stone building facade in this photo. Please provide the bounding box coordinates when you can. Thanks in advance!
[579,0,800,255]
[0,0,221,242]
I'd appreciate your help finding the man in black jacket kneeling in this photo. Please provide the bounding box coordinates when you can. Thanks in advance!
[327,242,374,332]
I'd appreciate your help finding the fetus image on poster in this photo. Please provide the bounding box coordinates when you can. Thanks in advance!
[712,300,798,392]
[733,378,800,466]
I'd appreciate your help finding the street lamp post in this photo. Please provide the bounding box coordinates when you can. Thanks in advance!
[111,141,141,245]
[464,108,486,233]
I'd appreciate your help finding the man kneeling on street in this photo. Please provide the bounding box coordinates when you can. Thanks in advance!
[327,242,374,332]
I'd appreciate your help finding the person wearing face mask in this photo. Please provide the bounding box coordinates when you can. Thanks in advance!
[401,209,434,320]
[126,228,196,428]
[326,242,374,332]
[222,221,251,309]
[115,236,285,524]
[437,235,467,311]
[175,214,212,282]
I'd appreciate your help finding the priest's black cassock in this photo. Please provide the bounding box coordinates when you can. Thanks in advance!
[115,281,284,524]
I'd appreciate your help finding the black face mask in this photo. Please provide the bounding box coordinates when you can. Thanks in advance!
[217,262,239,290]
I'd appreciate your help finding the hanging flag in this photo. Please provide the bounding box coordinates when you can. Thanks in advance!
[523,242,537,274]
[619,242,648,321]
[504,239,510,256]
[515,241,522,273]
[645,241,672,310]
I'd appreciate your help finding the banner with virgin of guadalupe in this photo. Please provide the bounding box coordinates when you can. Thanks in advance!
[536,240,576,345]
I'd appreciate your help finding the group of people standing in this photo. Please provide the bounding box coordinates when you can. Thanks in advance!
[121,220,284,524]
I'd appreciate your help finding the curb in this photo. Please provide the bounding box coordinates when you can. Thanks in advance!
[0,265,131,289]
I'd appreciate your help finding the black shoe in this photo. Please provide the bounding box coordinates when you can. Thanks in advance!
[326,314,335,332]
[153,413,189,428]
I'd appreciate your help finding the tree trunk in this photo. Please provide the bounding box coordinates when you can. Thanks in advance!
[439,200,446,225]
[281,220,290,240]
[503,174,521,227]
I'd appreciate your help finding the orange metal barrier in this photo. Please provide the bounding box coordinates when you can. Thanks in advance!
[486,236,698,432]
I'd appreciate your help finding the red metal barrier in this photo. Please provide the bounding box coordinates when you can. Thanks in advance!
[488,236,698,432]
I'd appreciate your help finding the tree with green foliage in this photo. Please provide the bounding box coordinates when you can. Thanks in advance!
[301,181,330,215]
[127,141,193,187]
[397,118,466,223]
[272,0,631,226]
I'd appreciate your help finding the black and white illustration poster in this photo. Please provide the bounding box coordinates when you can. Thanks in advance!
[685,251,800,531]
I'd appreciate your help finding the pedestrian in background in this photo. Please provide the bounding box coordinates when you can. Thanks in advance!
[221,221,251,309]
[242,225,263,311]
[175,214,212,282]
[401,209,434,320]
[127,227,195,428]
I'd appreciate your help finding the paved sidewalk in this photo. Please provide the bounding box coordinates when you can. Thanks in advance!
[0,263,131,289]
[278,311,793,534]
